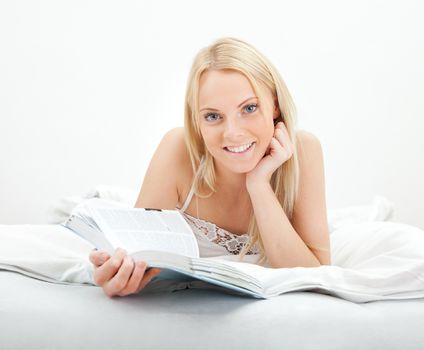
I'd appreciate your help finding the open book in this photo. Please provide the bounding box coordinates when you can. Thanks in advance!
[63,198,305,299]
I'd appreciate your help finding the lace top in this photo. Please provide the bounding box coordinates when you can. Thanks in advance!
[176,168,260,257]
[180,211,260,256]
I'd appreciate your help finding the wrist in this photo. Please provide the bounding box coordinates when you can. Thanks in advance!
[246,180,272,195]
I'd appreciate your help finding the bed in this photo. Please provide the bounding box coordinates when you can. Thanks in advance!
[1,191,424,349]
[2,270,424,350]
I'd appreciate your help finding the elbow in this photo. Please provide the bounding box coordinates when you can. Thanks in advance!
[267,254,322,269]
[314,251,332,266]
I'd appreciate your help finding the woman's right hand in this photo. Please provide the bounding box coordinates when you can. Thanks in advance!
[89,247,161,297]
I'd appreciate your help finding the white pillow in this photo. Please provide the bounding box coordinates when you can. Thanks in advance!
[47,185,137,224]
[47,186,394,233]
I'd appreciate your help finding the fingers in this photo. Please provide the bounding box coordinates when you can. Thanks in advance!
[93,248,127,286]
[274,122,293,157]
[103,255,136,297]
[89,249,98,264]
[89,249,111,268]
[118,260,148,296]
[105,258,161,297]
[135,267,162,293]
[91,247,162,297]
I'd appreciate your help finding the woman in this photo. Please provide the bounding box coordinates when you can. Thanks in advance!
[89,37,331,297]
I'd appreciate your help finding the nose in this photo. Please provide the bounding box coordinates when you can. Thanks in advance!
[223,115,245,139]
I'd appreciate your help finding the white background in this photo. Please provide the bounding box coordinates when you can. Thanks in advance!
[1,0,423,228]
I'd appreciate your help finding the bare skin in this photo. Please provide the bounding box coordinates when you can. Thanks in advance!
[89,69,330,297]
[89,248,161,297]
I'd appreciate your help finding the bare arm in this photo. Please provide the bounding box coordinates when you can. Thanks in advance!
[291,131,331,265]
[90,127,186,297]
[134,127,186,209]
[247,131,331,268]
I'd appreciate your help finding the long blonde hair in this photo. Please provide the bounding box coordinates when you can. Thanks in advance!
[183,37,300,265]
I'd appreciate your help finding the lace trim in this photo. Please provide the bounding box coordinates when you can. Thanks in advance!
[181,212,260,255]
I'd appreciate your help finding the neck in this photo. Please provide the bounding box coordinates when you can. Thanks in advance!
[211,164,253,215]
[214,165,248,196]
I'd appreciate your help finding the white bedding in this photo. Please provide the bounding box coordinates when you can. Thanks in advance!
[1,192,424,303]
[46,185,394,229]
[4,270,423,350]
[3,269,424,350]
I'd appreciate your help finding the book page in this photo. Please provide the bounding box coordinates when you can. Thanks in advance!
[207,258,301,292]
[87,206,199,258]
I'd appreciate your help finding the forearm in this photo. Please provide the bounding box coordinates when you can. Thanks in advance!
[248,183,321,268]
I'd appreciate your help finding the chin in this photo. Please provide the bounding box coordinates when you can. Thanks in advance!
[221,158,260,175]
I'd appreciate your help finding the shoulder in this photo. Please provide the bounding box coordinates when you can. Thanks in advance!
[292,129,326,209]
[160,126,185,152]
[294,129,326,195]
[157,127,191,166]
[295,129,324,166]
[158,126,193,199]
[156,125,192,172]
[295,129,323,154]
[292,130,330,264]
[161,127,193,206]
[134,127,192,209]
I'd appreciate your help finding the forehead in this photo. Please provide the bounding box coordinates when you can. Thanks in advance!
[198,69,256,106]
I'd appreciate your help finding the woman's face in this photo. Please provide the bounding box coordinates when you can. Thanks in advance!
[198,69,279,175]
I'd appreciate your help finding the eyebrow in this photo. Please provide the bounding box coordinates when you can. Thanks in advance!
[199,96,258,112]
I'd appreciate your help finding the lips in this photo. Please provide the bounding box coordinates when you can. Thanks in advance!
[224,142,255,154]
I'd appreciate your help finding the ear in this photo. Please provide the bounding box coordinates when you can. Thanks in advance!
[273,99,281,120]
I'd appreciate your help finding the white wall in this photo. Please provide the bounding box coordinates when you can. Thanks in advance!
[1,0,423,228]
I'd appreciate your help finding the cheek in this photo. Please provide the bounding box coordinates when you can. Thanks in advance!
[266,124,275,138]
[259,119,275,143]
[261,133,274,153]
[199,127,219,153]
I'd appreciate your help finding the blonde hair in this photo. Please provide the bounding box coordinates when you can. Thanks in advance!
[183,37,300,265]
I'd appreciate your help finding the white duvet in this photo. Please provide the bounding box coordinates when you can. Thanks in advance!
[1,189,423,303]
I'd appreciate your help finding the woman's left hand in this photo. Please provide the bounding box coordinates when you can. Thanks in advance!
[246,122,294,190]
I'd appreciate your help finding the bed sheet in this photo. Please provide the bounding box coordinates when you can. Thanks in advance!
[2,220,424,302]
[2,195,424,349]
[2,271,424,350]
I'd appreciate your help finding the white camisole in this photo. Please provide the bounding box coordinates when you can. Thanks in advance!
[176,176,260,258]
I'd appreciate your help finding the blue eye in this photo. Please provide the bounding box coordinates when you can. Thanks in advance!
[203,104,258,122]
[244,103,258,113]
[204,113,221,122]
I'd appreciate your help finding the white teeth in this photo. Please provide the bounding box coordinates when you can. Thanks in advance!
[226,142,253,153]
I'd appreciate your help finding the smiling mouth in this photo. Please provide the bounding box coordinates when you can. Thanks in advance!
[224,142,255,154]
